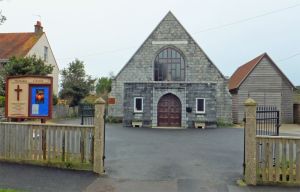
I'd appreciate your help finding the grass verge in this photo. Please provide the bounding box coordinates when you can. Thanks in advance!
[0,189,23,192]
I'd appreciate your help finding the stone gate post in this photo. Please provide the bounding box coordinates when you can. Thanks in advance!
[244,98,257,185]
[93,97,105,174]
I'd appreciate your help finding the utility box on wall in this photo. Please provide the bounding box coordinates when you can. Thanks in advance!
[5,76,53,119]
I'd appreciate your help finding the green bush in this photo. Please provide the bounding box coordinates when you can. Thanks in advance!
[52,94,58,105]
[106,116,122,123]
[0,96,5,107]
[0,189,23,192]
[216,118,233,127]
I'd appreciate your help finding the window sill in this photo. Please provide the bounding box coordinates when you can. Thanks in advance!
[195,112,206,114]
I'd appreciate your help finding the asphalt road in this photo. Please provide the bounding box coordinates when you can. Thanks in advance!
[0,162,97,192]
[1,119,300,191]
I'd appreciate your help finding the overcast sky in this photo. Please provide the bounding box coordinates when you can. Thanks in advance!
[1,0,300,85]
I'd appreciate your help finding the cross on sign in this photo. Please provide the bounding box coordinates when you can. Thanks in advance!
[14,85,22,101]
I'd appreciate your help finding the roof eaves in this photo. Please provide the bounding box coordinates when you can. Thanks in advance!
[232,53,266,90]
[264,53,295,89]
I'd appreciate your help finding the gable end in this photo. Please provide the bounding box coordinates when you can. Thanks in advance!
[115,11,225,80]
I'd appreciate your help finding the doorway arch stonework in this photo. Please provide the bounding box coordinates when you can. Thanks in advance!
[152,88,187,127]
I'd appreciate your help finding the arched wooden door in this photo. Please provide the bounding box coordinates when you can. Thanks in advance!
[157,94,181,127]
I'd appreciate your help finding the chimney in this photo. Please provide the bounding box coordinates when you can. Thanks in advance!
[34,21,43,34]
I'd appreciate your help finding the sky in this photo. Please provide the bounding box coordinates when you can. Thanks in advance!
[1,0,300,85]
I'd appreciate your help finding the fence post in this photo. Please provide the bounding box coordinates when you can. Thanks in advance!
[244,98,257,185]
[93,97,105,174]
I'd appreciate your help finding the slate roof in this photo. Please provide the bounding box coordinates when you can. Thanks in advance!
[0,32,43,60]
[228,52,294,91]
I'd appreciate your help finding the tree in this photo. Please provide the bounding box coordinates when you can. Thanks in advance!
[0,10,6,25]
[60,59,95,106]
[96,77,112,95]
[0,0,6,25]
[3,55,53,76]
[0,55,54,96]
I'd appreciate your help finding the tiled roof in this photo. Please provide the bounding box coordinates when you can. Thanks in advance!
[0,32,43,59]
[228,52,294,91]
[228,53,266,91]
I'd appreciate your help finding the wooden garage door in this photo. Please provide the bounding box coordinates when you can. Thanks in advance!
[249,92,281,110]
[157,94,181,127]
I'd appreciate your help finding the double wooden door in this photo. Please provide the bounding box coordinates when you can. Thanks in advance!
[157,94,181,127]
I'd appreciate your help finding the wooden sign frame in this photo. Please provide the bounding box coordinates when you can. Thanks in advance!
[5,75,53,119]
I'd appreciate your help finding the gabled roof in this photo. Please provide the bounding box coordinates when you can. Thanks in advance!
[0,32,43,60]
[115,11,225,79]
[228,53,294,91]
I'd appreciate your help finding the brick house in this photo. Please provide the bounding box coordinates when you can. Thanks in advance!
[108,12,232,128]
[228,53,294,124]
[0,21,59,95]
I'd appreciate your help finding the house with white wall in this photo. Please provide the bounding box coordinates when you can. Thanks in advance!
[0,21,59,95]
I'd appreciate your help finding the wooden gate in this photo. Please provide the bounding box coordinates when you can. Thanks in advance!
[244,105,280,175]
[79,104,95,125]
[256,105,280,136]
[79,103,106,170]
[157,94,181,127]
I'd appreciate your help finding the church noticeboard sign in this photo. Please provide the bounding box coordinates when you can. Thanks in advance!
[29,85,51,117]
[6,76,53,119]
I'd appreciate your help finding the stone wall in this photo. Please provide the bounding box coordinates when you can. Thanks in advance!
[109,12,232,124]
[123,82,217,128]
[123,83,153,127]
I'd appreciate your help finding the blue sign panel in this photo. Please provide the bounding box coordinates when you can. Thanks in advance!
[30,86,50,117]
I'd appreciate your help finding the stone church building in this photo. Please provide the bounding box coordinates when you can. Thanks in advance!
[108,12,232,128]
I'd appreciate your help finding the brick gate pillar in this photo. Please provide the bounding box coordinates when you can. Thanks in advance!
[244,98,257,185]
[93,97,105,174]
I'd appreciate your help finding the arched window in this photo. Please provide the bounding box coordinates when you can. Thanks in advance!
[154,48,185,81]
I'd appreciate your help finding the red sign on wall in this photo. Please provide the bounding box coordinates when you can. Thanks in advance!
[108,97,116,105]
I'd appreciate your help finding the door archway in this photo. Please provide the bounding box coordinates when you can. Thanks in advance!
[157,93,181,127]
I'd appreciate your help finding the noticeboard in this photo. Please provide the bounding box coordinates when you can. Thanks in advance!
[6,76,53,119]
[29,85,51,117]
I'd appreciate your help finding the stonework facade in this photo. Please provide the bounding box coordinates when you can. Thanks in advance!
[108,12,232,128]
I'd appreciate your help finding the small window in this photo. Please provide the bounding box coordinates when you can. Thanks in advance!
[134,97,143,113]
[196,98,205,113]
[44,46,48,62]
